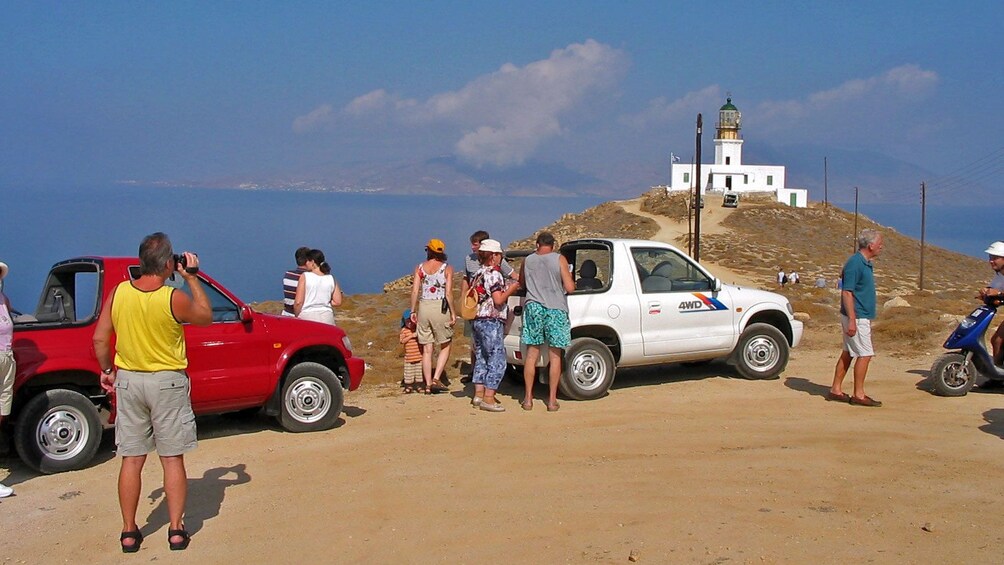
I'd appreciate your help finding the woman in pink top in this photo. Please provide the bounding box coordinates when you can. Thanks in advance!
[0,261,17,498]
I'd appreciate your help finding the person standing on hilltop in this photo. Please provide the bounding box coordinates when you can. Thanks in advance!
[93,233,212,552]
[519,231,575,412]
[461,230,517,384]
[409,239,455,394]
[0,261,18,499]
[282,246,311,317]
[978,241,1004,366]
[294,249,342,325]
[829,229,884,407]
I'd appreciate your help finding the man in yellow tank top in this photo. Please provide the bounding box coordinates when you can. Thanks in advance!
[93,233,212,553]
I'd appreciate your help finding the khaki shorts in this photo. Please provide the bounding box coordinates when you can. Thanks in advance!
[0,351,15,417]
[416,299,454,345]
[840,315,875,358]
[114,369,197,457]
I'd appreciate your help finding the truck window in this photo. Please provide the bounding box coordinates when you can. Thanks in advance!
[164,275,240,323]
[631,248,712,294]
[568,248,610,292]
[32,263,100,324]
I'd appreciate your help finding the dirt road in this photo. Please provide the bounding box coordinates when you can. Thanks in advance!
[3,334,1004,563]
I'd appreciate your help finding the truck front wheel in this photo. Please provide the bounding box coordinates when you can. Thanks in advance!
[560,338,616,400]
[733,323,789,380]
[15,389,103,474]
[279,362,344,432]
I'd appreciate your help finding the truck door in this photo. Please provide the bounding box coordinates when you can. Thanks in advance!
[166,275,272,411]
[630,247,735,357]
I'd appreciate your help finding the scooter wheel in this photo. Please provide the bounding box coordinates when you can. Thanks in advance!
[931,353,977,397]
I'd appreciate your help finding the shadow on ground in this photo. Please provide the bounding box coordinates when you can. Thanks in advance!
[144,463,252,537]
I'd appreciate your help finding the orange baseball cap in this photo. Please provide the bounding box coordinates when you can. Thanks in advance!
[426,238,445,253]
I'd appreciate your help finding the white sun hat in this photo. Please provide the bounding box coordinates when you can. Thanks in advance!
[985,242,1004,258]
[479,239,504,254]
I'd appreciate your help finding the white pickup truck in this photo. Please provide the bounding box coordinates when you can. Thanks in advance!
[504,238,803,400]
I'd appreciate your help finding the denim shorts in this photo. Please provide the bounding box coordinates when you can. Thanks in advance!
[114,369,197,457]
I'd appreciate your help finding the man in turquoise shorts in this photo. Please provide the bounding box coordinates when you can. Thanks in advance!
[519,231,575,412]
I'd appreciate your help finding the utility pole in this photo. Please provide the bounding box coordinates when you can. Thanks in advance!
[694,113,703,262]
[920,182,926,291]
[687,155,695,256]
[823,157,828,209]
[852,186,859,254]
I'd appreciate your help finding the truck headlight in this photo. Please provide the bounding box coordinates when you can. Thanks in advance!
[786,302,794,316]
[342,336,353,352]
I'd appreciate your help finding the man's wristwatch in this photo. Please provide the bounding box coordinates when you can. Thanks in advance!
[101,368,113,375]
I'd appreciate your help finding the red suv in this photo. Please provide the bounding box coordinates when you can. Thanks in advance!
[8,257,365,473]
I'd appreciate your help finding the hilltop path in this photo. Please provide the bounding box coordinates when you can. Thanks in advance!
[616,196,760,288]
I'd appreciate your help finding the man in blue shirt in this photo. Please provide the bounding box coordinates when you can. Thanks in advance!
[829,229,884,407]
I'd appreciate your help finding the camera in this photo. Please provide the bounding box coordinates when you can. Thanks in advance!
[173,253,200,275]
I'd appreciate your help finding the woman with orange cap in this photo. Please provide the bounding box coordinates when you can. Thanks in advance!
[409,239,456,393]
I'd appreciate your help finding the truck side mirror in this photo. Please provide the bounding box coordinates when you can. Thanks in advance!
[713,278,722,292]
[240,305,254,323]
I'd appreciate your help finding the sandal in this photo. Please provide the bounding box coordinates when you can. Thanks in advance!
[120,530,143,553]
[403,385,415,394]
[168,528,191,551]
[521,400,533,411]
[547,402,560,412]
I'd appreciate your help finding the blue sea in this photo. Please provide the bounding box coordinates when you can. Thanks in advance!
[0,185,605,308]
[0,186,994,309]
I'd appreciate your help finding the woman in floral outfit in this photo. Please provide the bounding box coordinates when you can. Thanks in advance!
[409,239,456,393]
[469,239,520,411]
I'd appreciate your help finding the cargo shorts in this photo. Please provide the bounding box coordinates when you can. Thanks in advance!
[114,369,197,457]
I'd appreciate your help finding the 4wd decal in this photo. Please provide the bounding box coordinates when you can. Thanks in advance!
[678,293,728,313]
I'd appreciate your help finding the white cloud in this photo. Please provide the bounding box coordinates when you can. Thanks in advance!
[292,39,628,166]
[291,104,334,134]
[755,64,939,129]
[620,85,722,129]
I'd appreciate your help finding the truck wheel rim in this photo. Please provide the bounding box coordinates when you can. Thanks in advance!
[942,360,971,388]
[36,407,91,461]
[285,377,330,423]
[743,336,779,373]
[570,352,606,390]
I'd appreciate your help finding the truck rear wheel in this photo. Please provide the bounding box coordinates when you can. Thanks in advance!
[279,362,344,432]
[931,353,977,396]
[15,389,103,474]
[560,338,616,400]
[733,323,789,380]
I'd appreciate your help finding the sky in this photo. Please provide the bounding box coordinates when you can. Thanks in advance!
[2,1,1002,202]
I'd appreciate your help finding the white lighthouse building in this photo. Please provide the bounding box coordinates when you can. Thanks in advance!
[668,97,807,207]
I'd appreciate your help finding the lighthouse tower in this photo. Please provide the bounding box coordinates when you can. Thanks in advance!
[715,97,743,167]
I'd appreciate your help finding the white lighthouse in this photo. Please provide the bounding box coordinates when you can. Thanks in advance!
[668,97,807,207]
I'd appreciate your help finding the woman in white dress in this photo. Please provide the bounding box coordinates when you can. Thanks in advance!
[293,249,342,325]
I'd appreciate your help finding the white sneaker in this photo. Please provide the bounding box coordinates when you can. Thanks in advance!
[0,483,13,498]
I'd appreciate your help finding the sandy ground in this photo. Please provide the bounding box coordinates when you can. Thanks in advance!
[4,201,1003,563]
[3,340,1004,564]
